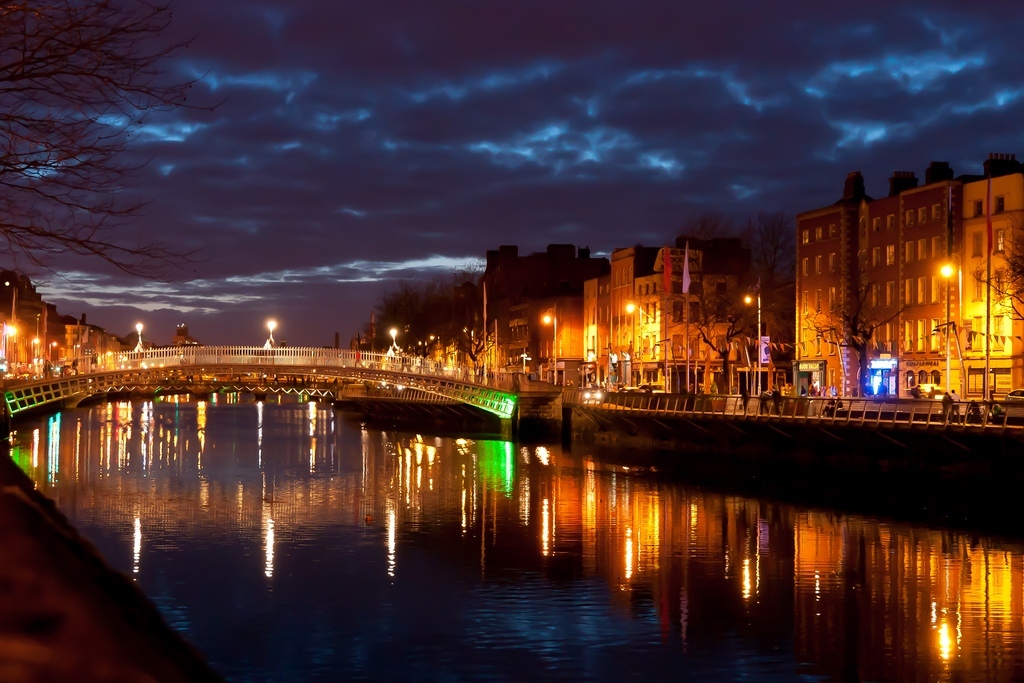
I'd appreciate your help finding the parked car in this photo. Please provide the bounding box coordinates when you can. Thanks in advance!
[581,389,604,405]
[1005,389,1024,402]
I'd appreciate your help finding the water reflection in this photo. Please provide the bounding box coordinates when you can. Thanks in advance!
[8,398,1024,682]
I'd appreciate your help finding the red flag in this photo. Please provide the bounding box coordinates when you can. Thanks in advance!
[663,246,672,293]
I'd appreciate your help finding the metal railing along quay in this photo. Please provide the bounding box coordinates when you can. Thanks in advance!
[563,389,1024,436]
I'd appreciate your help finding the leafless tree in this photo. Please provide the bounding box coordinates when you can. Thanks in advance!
[689,267,754,394]
[680,212,734,241]
[802,281,902,395]
[748,211,795,288]
[747,211,796,346]
[371,268,488,363]
[977,216,1024,321]
[1,1,203,277]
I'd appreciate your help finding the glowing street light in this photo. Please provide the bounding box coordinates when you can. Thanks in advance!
[267,319,277,348]
[135,322,144,352]
[389,327,398,351]
[543,312,557,384]
[744,285,762,396]
[50,341,57,364]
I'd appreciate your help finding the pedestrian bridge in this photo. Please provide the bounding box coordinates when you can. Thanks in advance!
[1,347,518,420]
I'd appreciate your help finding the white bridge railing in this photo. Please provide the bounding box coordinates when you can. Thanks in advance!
[74,346,516,391]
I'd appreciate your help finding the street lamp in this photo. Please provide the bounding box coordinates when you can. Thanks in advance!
[543,313,557,384]
[135,323,144,352]
[32,337,39,370]
[267,319,277,348]
[50,341,57,364]
[744,287,762,396]
[389,327,398,351]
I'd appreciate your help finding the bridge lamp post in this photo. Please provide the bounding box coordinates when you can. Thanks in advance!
[744,289,762,396]
[267,319,277,347]
[543,313,557,384]
[135,323,144,352]
[389,327,398,352]
[50,341,57,364]
[32,337,39,370]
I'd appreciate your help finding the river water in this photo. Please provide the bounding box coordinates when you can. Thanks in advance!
[10,397,1024,682]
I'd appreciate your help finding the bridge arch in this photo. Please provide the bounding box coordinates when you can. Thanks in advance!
[2,347,517,419]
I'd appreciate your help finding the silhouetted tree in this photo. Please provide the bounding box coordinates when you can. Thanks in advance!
[0,1,204,277]
[803,280,902,395]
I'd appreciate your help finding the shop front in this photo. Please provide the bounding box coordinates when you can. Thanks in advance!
[901,358,942,396]
[868,356,899,397]
[794,360,825,396]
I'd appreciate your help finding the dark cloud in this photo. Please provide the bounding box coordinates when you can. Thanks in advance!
[34,0,1024,345]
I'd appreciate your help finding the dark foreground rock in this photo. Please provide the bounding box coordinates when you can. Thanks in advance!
[0,454,222,683]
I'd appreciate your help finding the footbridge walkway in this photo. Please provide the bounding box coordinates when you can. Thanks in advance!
[1,347,518,420]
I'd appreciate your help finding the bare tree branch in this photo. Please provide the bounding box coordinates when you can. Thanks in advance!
[0,1,210,278]
[803,280,903,394]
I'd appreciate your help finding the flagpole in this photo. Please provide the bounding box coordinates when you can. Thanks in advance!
[985,172,993,400]
[683,243,691,393]
[482,280,487,381]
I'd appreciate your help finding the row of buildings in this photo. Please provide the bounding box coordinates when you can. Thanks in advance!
[481,240,774,393]
[0,270,197,376]
[796,153,1023,399]
[479,153,1024,399]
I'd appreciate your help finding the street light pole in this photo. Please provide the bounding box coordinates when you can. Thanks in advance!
[135,323,143,352]
[756,289,762,395]
[744,290,763,395]
[267,319,277,347]
[941,263,954,390]
[543,312,557,384]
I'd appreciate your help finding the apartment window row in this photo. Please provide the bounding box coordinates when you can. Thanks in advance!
[903,204,942,226]
[903,236,947,264]
[902,318,943,351]
[801,252,839,277]
[969,228,1006,257]
[800,223,839,245]
[971,196,1007,217]
[871,214,900,232]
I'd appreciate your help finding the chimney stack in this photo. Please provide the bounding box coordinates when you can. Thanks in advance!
[888,171,918,196]
[984,153,1020,178]
[924,161,954,184]
[843,171,866,202]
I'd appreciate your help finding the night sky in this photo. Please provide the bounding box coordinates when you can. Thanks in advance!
[36,1,1024,346]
